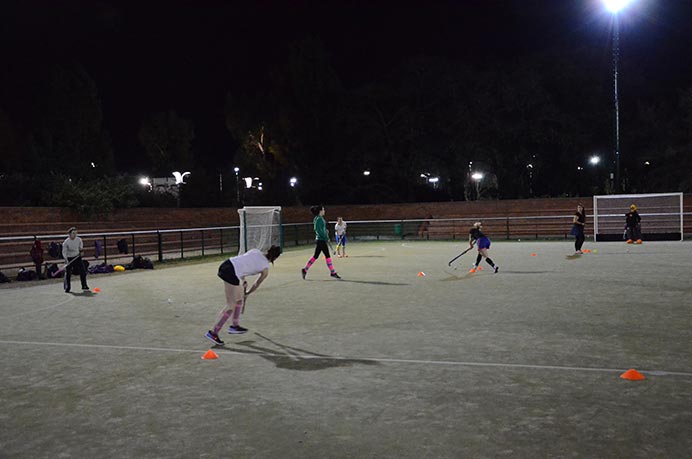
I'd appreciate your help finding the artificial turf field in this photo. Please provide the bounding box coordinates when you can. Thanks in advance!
[1,240,691,458]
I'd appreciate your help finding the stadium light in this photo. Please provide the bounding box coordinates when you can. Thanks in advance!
[603,0,636,192]
[172,171,191,185]
[471,172,483,200]
[603,0,634,13]
[233,167,240,206]
[363,170,371,176]
[289,177,298,187]
[589,156,601,165]
[139,177,152,190]
[428,177,439,183]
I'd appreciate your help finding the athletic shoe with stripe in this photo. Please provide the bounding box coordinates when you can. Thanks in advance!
[205,330,225,346]
[330,272,342,279]
[301,268,307,280]
[229,325,248,334]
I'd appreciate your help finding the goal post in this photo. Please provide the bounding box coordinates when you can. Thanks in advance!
[592,193,683,242]
[238,206,283,254]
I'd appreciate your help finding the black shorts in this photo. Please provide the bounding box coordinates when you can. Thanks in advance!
[217,259,240,285]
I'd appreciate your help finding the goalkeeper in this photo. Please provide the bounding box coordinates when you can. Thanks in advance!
[625,204,642,244]
[301,205,341,280]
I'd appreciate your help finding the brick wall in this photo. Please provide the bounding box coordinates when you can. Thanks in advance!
[1,195,690,237]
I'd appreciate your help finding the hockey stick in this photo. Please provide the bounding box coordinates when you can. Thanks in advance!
[333,235,343,255]
[52,256,80,278]
[448,246,474,266]
[241,281,249,314]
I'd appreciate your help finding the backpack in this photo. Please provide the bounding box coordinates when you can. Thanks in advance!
[48,242,62,259]
[88,262,113,274]
[16,268,37,281]
[117,239,129,254]
[47,263,60,278]
[0,271,10,283]
[127,255,153,270]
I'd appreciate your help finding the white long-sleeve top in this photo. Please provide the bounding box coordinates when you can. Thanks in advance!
[62,236,83,259]
[335,221,347,236]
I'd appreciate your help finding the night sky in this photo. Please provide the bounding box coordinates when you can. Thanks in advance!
[3,0,692,175]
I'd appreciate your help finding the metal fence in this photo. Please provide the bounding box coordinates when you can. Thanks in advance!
[0,226,242,273]
[2,213,690,274]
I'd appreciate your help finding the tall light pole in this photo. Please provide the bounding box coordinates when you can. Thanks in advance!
[604,0,635,192]
[233,167,240,206]
[471,172,484,200]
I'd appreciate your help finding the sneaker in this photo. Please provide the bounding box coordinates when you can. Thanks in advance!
[82,285,90,291]
[205,330,225,346]
[229,325,248,334]
[64,288,71,293]
[493,266,499,273]
[330,272,342,279]
[301,268,307,280]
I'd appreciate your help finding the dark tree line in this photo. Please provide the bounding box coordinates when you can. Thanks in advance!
[1,39,692,213]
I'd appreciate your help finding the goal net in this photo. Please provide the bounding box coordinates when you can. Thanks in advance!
[593,193,683,241]
[238,206,283,254]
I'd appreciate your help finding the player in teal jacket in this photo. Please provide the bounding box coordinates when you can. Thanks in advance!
[301,205,341,279]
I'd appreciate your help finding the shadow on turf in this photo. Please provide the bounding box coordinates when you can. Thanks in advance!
[306,279,409,286]
[440,270,550,281]
[219,332,380,371]
[68,291,95,297]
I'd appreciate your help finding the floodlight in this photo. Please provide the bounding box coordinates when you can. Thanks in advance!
[471,172,484,181]
[363,170,371,176]
[289,177,298,187]
[172,171,191,184]
[589,156,601,165]
[603,0,634,13]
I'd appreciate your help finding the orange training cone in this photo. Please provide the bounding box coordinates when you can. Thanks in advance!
[531,253,537,257]
[417,271,426,277]
[93,287,101,293]
[201,349,219,360]
[620,368,645,381]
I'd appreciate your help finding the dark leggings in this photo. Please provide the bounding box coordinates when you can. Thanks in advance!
[575,235,585,251]
[313,240,330,259]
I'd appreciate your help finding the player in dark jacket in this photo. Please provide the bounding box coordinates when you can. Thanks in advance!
[625,204,642,244]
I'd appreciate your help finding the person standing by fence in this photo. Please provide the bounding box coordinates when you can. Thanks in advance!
[62,227,89,293]
[625,204,642,244]
[29,237,44,279]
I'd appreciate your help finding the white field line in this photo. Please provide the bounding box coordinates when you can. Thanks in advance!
[0,295,75,318]
[0,339,690,378]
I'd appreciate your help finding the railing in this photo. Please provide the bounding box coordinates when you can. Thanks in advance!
[2,213,690,273]
[0,226,242,273]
